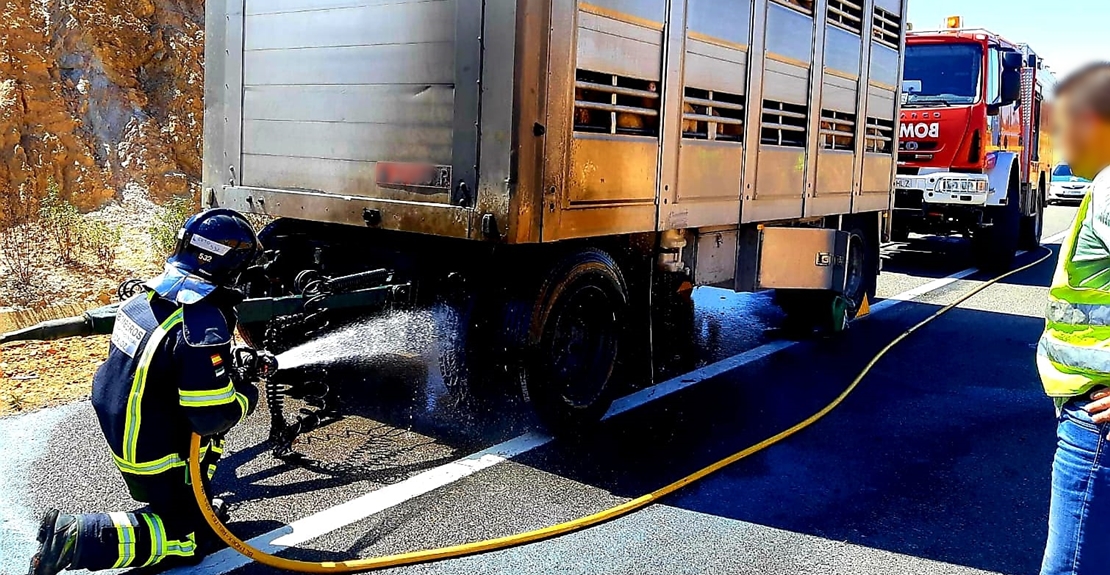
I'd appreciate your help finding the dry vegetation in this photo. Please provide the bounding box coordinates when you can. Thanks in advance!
[0,186,199,414]
[0,335,110,415]
[0,184,193,309]
[0,182,125,308]
[0,0,207,415]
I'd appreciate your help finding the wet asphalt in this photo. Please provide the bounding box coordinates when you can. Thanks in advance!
[0,205,1078,575]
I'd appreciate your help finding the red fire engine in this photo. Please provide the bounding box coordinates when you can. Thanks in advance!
[892,17,1054,270]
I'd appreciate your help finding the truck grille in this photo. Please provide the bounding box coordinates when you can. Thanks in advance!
[898,152,935,163]
[899,141,938,151]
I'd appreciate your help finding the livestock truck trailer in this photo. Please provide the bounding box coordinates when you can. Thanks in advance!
[202,0,907,432]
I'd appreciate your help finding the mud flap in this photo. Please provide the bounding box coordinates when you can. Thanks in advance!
[831,295,852,333]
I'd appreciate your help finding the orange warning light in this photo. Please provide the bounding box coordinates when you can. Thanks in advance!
[946,16,964,29]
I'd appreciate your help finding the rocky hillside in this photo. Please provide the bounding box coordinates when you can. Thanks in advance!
[0,0,203,224]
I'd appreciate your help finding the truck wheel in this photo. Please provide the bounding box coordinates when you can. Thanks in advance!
[522,248,627,434]
[973,173,1021,272]
[1019,185,1044,250]
[438,280,522,401]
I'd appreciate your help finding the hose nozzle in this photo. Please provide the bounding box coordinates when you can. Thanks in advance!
[232,346,279,382]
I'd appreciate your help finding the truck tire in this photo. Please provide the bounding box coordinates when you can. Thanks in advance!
[973,171,1021,272]
[1019,183,1044,250]
[521,248,627,435]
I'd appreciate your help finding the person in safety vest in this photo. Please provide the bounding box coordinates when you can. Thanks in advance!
[1038,62,1110,575]
[27,209,263,574]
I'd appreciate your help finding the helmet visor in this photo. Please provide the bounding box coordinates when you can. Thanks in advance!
[145,262,219,305]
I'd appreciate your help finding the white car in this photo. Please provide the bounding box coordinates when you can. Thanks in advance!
[1048,163,1092,205]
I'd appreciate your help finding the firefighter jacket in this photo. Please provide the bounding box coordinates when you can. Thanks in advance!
[1039,168,1110,398]
[91,291,257,501]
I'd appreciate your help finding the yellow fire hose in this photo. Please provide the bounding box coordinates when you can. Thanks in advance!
[189,246,1055,572]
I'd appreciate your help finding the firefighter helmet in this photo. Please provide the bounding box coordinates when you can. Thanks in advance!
[146,208,260,305]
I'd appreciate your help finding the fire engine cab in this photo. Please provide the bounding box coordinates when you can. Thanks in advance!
[892,17,1053,270]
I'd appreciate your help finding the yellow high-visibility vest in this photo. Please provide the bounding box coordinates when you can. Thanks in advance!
[1038,193,1110,397]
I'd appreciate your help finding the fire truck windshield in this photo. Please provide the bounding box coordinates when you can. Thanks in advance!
[902,43,983,107]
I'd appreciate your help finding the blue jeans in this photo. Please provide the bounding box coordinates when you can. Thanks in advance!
[1042,400,1110,575]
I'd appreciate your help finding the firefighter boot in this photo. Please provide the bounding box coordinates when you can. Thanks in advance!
[27,510,79,575]
[211,497,230,524]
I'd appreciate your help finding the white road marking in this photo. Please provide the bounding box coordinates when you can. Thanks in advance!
[1046,230,1069,243]
[872,229,1066,314]
[174,432,552,573]
[176,235,1064,575]
[605,340,797,419]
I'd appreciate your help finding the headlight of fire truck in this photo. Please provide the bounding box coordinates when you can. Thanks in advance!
[937,177,989,194]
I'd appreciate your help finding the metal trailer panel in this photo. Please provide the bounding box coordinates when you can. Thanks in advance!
[503,0,549,244]
[541,0,667,241]
[202,0,245,199]
[208,0,492,240]
[201,0,230,196]
[745,1,815,223]
[757,227,850,291]
[857,0,905,213]
[661,0,751,231]
[808,2,861,217]
[207,0,903,244]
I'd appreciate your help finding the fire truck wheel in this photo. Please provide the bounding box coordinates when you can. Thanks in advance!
[973,172,1021,272]
[1019,186,1044,250]
[522,248,628,435]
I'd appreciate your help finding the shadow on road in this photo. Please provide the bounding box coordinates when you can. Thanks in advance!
[995,243,1061,290]
[194,238,1057,574]
[514,295,1055,575]
[883,235,976,279]
[666,303,1053,575]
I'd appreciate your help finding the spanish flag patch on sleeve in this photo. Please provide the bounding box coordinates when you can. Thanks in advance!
[211,354,226,378]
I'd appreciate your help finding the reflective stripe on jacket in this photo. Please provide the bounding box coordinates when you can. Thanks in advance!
[91,291,251,501]
[1038,192,1110,397]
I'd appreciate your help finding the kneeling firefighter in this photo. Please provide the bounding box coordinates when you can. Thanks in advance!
[29,209,265,574]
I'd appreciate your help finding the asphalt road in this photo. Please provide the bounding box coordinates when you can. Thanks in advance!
[0,205,1078,575]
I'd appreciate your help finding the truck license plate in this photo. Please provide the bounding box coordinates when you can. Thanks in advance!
[376,162,452,190]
